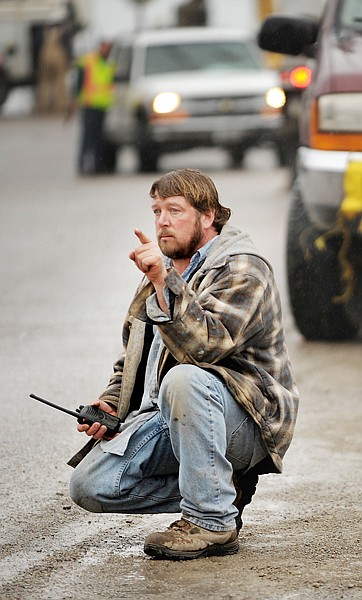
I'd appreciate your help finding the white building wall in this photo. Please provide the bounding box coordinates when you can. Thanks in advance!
[88,0,259,41]
[79,0,326,52]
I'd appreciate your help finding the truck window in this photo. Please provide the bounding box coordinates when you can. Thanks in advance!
[144,41,261,76]
[339,0,362,31]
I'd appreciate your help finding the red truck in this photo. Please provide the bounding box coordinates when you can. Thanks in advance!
[258,0,362,341]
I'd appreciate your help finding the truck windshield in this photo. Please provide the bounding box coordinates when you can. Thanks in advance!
[339,0,362,32]
[144,41,261,75]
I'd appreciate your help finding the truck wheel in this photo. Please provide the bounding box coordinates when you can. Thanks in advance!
[287,184,358,341]
[0,70,9,107]
[276,137,297,169]
[101,141,118,174]
[135,115,159,172]
[138,142,159,173]
[229,147,245,168]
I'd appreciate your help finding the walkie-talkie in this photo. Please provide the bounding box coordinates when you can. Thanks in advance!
[29,393,121,437]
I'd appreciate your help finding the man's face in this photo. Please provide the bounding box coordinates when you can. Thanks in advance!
[100,42,112,59]
[151,194,214,260]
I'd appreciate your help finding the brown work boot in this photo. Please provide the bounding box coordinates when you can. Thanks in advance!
[144,518,239,560]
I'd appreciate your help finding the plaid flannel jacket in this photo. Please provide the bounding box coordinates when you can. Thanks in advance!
[94,224,299,474]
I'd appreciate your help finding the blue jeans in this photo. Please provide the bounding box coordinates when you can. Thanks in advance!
[70,365,266,531]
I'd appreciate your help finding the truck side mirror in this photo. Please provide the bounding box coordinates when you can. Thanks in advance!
[257,15,319,57]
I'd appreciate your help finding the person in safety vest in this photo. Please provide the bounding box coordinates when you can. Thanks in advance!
[71,40,115,175]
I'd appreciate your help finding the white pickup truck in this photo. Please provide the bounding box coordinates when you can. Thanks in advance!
[103,27,287,173]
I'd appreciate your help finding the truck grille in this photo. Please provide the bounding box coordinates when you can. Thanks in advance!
[183,96,265,116]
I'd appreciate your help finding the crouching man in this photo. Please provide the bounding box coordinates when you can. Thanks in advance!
[69,168,299,560]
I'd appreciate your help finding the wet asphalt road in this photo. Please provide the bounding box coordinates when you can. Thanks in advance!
[0,102,361,599]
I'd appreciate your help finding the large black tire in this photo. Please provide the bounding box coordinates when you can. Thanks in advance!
[135,115,160,173]
[287,184,358,341]
[0,70,9,107]
[276,135,298,170]
[138,141,159,173]
[100,141,118,174]
[228,145,246,168]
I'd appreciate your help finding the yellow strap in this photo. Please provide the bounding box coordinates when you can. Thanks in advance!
[340,160,362,219]
[309,160,362,303]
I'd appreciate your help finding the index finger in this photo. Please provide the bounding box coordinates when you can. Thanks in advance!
[134,229,152,245]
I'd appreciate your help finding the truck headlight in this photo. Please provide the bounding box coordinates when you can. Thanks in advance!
[152,92,181,114]
[319,93,362,132]
[310,94,362,151]
[266,86,286,109]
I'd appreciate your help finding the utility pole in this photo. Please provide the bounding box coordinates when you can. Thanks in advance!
[128,0,150,30]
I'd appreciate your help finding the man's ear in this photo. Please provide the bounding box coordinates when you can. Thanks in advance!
[202,210,216,230]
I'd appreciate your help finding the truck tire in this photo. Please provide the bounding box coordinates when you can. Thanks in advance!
[135,115,159,173]
[138,142,159,172]
[276,139,295,168]
[0,70,9,107]
[228,146,246,168]
[287,183,358,341]
[101,141,118,174]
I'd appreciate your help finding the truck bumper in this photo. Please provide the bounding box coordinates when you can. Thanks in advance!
[149,113,284,150]
[298,147,362,228]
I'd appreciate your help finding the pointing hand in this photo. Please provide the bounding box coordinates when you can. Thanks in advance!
[129,229,167,284]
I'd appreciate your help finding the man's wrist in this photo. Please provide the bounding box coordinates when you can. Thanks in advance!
[146,290,170,321]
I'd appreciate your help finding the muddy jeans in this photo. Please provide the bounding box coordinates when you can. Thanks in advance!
[69,364,267,532]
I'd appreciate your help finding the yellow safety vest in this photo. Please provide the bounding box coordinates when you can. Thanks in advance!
[77,52,115,110]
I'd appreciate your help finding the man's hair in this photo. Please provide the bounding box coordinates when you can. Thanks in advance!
[149,168,231,233]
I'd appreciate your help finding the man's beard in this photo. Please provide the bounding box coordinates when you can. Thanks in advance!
[158,218,204,260]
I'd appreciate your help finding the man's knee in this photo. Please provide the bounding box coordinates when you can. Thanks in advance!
[162,363,208,389]
[69,462,104,513]
[159,364,204,408]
